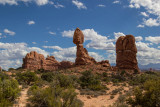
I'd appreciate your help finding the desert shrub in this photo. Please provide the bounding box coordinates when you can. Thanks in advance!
[0,78,20,106]
[57,74,74,88]
[41,72,55,82]
[79,70,105,91]
[8,68,15,71]
[0,72,10,80]
[127,79,160,107]
[111,74,126,83]
[29,86,83,107]
[16,71,38,85]
[129,73,160,86]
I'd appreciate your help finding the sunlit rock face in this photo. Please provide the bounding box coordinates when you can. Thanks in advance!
[73,28,96,65]
[116,35,139,70]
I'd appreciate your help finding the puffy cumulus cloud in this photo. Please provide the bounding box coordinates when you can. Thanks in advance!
[97,4,106,7]
[143,18,160,27]
[4,29,15,36]
[0,0,49,6]
[0,42,49,70]
[145,36,160,44]
[72,0,87,9]
[136,42,160,65]
[135,36,143,41]
[0,33,2,36]
[137,24,144,28]
[28,20,35,25]
[129,0,160,27]
[51,46,76,62]
[88,52,105,61]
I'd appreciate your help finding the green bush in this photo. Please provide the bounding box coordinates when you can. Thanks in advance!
[16,71,38,85]
[0,78,20,106]
[79,70,105,91]
[127,79,160,107]
[29,86,83,107]
[41,72,55,82]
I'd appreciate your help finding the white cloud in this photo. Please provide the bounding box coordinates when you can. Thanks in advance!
[72,0,87,9]
[4,29,15,36]
[137,24,144,28]
[54,3,64,8]
[0,0,18,5]
[135,36,143,41]
[28,20,35,25]
[32,42,36,44]
[113,1,120,4]
[0,33,2,36]
[97,4,106,7]
[141,12,149,17]
[114,32,125,40]
[129,0,160,27]
[35,0,49,6]
[62,30,74,38]
[136,41,160,65]
[0,42,49,70]
[43,46,63,51]
[145,36,160,44]
[88,52,105,61]
[0,0,49,6]
[49,31,56,35]
[143,18,160,27]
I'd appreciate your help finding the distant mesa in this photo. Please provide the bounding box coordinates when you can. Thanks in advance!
[116,35,139,70]
[73,28,96,65]
[22,28,139,72]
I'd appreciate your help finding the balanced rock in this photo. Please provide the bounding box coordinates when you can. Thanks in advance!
[73,28,96,65]
[116,35,138,70]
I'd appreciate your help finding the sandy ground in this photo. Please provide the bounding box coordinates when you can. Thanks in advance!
[77,84,130,107]
[13,86,29,107]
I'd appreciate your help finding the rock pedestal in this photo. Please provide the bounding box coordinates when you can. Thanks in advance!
[73,28,96,65]
[116,35,138,70]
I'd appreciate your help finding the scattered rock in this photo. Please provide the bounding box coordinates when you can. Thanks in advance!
[98,60,110,67]
[73,28,96,65]
[116,35,139,70]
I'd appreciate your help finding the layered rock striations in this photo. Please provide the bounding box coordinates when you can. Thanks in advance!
[116,35,139,70]
[73,28,96,65]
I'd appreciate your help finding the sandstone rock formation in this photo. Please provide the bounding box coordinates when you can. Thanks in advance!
[73,28,96,65]
[60,61,74,69]
[43,56,60,71]
[116,35,138,70]
[22,51,45,70]
[22,51,73,71]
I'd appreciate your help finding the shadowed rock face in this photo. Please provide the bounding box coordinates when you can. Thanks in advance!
[116,35,139,70]
[73,28,96,65]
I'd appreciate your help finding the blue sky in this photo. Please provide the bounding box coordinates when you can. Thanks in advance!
[0,0,160,70]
